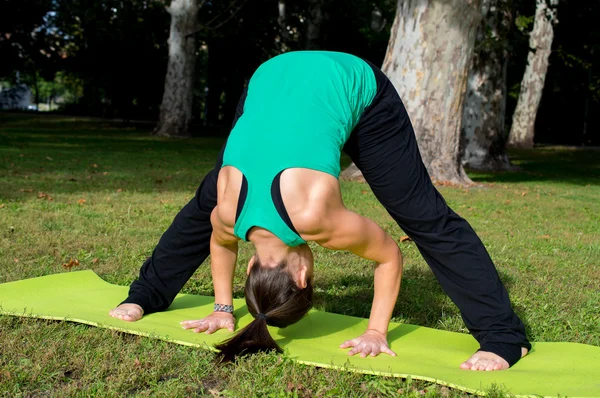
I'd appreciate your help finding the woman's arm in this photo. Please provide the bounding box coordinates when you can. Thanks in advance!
[209,207,240,308]
[181,207,239,334]
[314,209,403,338]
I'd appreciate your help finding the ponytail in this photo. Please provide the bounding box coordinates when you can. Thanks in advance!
[215,318,281,362]
[215,259,313,362]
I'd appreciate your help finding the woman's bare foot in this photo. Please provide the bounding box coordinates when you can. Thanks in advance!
[109,304,144,322]
[460,347,528,371]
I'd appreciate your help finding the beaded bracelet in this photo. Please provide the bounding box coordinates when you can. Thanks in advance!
[214,303,234,314]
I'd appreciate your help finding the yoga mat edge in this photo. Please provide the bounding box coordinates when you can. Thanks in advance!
[1,271,599,398]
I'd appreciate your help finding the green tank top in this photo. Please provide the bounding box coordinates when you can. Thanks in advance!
[222,51,377,246]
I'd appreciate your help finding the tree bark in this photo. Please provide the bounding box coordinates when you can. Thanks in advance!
[154,0,201,138]
[384,0,481,184]
[305,0,325,50]
[461,0,514,170]
[277,0,291,45]
[343,1,482,185]
[507,0,558,148]
[339,162,366,182]
[32,71,40,111]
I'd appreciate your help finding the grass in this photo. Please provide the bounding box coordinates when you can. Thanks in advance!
[1,112,599,397]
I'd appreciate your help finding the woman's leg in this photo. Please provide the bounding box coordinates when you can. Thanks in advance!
[119,89,248,315]
[343,65,530,367]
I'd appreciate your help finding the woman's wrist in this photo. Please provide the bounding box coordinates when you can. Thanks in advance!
[214,303,234,314]
[366,325,388,337]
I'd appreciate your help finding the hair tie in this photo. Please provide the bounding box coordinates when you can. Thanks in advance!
[256,313,268,320]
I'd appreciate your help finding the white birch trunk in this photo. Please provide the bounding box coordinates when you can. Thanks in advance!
[382,0,482,185]
[305,0,325,50]
[155,0,201,138]
[277,1,290,44]
[461,0,514,170]
[508,0,558,148]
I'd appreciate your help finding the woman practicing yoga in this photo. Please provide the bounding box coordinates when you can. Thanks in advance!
[109,51,531,370]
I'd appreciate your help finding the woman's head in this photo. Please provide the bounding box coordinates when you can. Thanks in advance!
[215,251,314,362]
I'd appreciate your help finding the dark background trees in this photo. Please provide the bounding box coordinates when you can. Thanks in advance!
[1,0,598,181]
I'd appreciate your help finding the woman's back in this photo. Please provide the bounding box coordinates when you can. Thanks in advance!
[219,51,376,245]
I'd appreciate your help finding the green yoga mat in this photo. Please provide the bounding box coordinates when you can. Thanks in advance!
[1,271,599,397]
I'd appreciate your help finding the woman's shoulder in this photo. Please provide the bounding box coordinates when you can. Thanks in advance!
[280,168,344,237]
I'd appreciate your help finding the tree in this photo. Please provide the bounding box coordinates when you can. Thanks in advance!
[508,0,559,148]
[155,0,250,136]
[0,0,55,78]
[461,0,514,170]
[50,0,170,118]
[155,0,202,138]
[379,0,482,184]
[0,0,63,109]
[305,0,326,50]
[202,0,288,126]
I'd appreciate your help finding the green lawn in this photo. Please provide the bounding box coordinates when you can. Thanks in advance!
[1,113,599,397]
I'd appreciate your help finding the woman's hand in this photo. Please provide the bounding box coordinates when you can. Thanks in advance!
[180,312,235,334]
[340,329,396,358]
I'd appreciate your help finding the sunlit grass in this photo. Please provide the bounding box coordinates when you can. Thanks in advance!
[1,112,598,396]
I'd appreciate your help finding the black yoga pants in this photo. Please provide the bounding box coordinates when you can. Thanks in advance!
[121,63,531,366]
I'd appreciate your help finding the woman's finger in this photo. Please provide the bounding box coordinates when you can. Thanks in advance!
[340,339,357,349]
[205,322,219,334]
[348,344,363,356]
[369,346,381,357]
[225,320,235,332]
[359,342,375,358]
[381,346,397,357]
[193,322,210,333]
[181,320,204,329]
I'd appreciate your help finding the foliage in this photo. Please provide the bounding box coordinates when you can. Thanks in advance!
[49,0,170,119]
[0,0,598,144]
[198,0,396,123]
[0,0,59,79]
[536,0,600,145]
[505,0,600,146]
[514,14,534,33]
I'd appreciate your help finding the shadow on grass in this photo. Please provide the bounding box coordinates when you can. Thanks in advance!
[312,267,450,329]
[0,111,230,138]
[309,264,529,338]
[468,148,600,186]
[3,114,599,201]
[0,114,230,197]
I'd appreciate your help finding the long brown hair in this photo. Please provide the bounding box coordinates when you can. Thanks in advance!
[215,258,313,362]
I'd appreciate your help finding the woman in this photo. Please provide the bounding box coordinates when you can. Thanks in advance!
[110,51,530,370]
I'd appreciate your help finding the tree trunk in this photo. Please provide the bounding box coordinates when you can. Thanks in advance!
[461,0,514,170]
[370,5,386,32]
[384,0,481,185]
[305,0,325,50]
[205,38,227,125]
[343,1,482,185]
[582,51,592,146]
[507,0,558,148]
[154,0,201,138]
[33,73,40,111]
[339,162,365,182]
[277,0,291,45]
